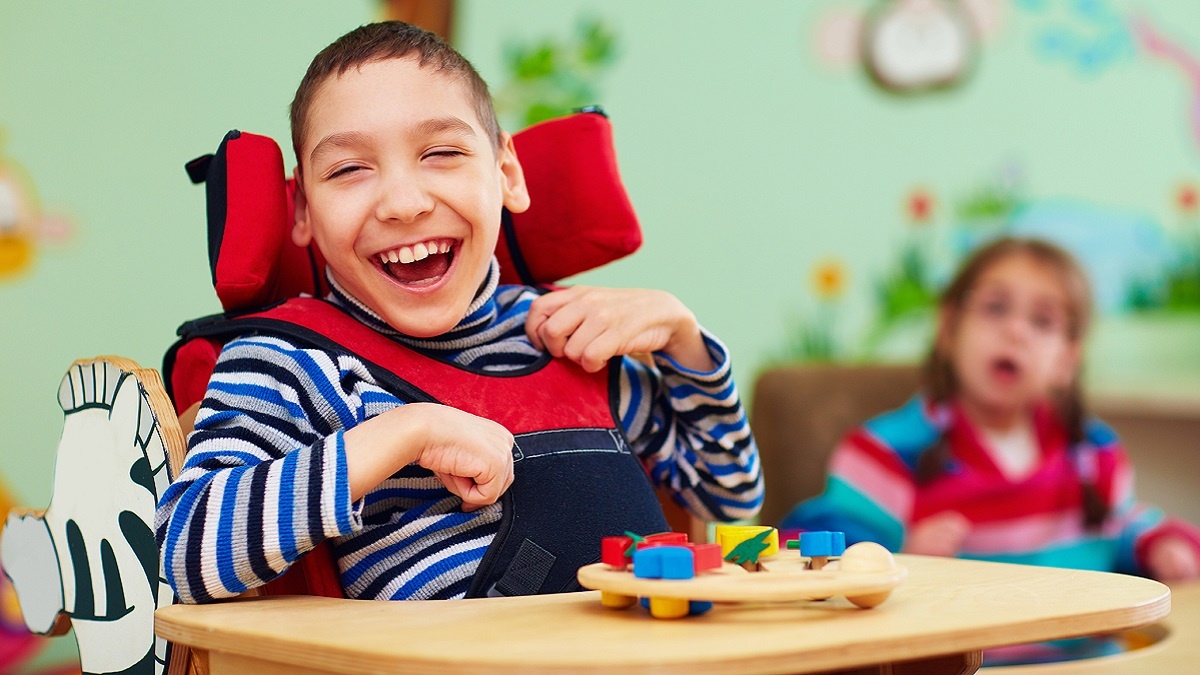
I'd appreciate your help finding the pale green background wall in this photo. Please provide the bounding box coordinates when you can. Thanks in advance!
[2,0,1199,507]
[1,0,1198,668]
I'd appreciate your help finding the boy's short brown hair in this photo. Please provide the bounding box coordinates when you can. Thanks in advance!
[289,21,501,166]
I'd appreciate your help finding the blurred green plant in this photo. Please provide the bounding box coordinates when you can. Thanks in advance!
[954,182,1020,225]
[494,18,618,130]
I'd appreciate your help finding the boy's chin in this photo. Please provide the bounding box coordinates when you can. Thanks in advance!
[379,305,464,339]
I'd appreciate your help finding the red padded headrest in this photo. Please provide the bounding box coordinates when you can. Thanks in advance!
[188,110,641,312]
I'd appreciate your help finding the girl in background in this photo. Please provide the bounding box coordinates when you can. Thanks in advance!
[782,237,1200,582]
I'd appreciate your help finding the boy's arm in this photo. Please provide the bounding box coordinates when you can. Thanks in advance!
[618,329,763,522]
[153,337,364,603]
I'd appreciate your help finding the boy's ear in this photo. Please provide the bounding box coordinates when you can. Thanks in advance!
[498,132,530,214]
[291,167,313,246]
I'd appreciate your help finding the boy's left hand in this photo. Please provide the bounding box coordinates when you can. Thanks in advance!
[1146,535,1200,582]
[527,286,714,373]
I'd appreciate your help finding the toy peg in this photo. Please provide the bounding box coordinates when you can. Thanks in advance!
[600,591,637,609]
[648,596,690,619]
[631,546,711,618]
[798,531,846,570]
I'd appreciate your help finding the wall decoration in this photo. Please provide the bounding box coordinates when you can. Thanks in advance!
[0,133,74,282]
[492,18,618,130]
[774,167,1194,365]
[1132,17,1200,156]
[777,258,850,362]
[1017,0,1134,75]
[813,0,1006,93]
[863,0,977,92]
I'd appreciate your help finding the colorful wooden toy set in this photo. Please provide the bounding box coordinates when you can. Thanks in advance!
[577,525,907,619]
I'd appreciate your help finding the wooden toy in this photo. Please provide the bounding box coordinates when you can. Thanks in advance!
[1,357,189,674]
[578,528,906,619]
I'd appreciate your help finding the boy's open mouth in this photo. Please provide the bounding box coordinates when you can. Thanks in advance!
[377,238,455,287]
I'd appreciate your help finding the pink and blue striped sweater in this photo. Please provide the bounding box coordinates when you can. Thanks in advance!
[781,395,1200,575]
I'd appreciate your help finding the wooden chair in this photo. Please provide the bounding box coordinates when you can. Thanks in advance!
[751,363,920,528]
[1,357,190,675]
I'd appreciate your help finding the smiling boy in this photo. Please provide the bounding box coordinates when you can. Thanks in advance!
[155,22,762,602]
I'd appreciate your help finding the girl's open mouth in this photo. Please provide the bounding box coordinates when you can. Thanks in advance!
[990,356,1020,383]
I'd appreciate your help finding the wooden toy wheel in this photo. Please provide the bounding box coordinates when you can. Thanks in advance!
[846,590,892,608]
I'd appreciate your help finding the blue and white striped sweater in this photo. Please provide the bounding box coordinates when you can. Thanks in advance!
[155,263,761,603]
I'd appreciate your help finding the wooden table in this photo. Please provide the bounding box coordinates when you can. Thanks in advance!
[155,555,1170,675]
[984,580,1199,674]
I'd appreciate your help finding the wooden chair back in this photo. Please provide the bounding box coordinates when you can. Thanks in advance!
[751,363,919,527]
[1,357,190,675]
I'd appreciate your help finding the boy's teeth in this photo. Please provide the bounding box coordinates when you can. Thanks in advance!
[380,240,450,265]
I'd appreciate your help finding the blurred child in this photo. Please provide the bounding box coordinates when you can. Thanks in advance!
[155,22,761,603]
[783,237,1200,582]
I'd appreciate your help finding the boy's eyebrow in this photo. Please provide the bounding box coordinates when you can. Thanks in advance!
[309,130,372,165]
[309,117,477,165]
[413,116,477,140]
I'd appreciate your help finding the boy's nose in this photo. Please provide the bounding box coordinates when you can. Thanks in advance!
[374,173,435,223]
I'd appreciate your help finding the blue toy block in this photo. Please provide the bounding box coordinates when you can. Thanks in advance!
[799,531,846,557]
[633,546,695,580]
[688,600,713,616]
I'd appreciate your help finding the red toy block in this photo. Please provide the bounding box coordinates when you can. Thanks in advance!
[601,535,634,568]
[688,543,724,574]
[638,532,690,550]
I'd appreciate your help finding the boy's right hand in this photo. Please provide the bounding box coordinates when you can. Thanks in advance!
[344,403,515,511]
[903,511,971,557]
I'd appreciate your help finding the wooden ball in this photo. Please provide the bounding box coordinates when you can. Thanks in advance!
[839,541,895,574]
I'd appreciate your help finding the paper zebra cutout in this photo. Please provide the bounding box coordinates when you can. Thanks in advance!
[1,357,188,675]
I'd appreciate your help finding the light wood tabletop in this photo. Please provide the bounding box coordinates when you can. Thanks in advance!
[984,580,1199,674]
[155,555,1170,675]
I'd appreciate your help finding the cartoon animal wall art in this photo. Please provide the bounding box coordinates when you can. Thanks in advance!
[1,357,188,675]
[0,137,73,281]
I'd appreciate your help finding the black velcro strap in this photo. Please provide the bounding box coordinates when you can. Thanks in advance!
[489,539,556,597]
[185,154,213,184]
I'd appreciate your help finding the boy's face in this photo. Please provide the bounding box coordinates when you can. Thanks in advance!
[292,56,528,337]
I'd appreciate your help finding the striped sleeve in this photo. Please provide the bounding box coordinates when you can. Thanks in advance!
[153,336,364,603]
[779,399,936,551]
[619,328,762,522]
[1085,420,1200,576]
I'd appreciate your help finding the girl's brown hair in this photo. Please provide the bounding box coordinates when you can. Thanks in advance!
[917,237,1107,527]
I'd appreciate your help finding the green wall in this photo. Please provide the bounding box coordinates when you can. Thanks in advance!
[0,1,376,504]
[3,0,1199,508]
